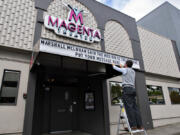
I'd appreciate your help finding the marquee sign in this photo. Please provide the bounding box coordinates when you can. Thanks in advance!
[40,39,140,69]
[44,4,101,43]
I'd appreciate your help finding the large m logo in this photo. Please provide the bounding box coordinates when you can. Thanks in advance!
[68,9,84,25]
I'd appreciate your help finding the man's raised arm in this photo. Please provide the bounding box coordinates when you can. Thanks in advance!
[112,64,127,75]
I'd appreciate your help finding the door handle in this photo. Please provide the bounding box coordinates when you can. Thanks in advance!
[57,109,66,113]
[73,101,77,105]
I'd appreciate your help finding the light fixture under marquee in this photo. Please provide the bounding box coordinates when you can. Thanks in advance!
[44,3,101,43]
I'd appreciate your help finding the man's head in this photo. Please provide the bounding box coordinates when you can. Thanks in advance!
[125,60,133,68]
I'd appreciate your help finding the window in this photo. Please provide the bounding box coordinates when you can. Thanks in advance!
[0,70,21,105]
[110,82,123,105]
[168,87,180,104]
[147,85,165,105]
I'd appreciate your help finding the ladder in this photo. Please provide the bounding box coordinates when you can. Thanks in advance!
[116,99,148,135]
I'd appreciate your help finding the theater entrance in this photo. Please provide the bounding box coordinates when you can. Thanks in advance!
[41,75,103,135]
[40,71,106,135]
[27,53,116,135]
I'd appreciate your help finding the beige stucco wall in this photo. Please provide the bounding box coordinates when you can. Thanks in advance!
[146,75,180,127]
[0,0,36,51]
[0,50,30,134]
[0,0,35,133]
[41,0,101,50]
[104,21,134,58]
[138,26,180,78]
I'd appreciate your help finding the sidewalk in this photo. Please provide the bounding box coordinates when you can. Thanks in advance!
[3,123,180,135]
[146,122,180,135]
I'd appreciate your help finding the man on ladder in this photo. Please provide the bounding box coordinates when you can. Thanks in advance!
[112,60,144,131]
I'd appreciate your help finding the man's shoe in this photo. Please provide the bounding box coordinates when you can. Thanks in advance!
[131,127,138,130]
[137,127,144,130]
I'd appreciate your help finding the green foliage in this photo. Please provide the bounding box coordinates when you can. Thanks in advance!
[151,98,157,103]
[147,85,164,104]
[111,83,122,105]
[148,90,163,96]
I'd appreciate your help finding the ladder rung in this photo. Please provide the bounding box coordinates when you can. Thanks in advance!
[118,129,145,133]
[117,130,146,134]
[131,129,145,133]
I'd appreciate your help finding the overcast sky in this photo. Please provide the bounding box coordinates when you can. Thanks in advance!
[96,0,180,20]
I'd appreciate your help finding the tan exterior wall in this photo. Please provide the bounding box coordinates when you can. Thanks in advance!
[146,75,180,127]
[41,0,101,50]
[104,21,134,58]
[0,0,35,133]
[138,26,180,78]
[0,51,30,134]
[0,0,36,51]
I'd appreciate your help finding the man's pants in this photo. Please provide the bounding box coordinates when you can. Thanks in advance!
[122,87,143,128]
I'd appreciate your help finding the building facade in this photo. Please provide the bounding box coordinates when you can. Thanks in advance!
[0,0,179,135]
[137,2,180,58]
[137,2,180,127]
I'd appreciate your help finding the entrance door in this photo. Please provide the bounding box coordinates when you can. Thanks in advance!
[50,87,77,133]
